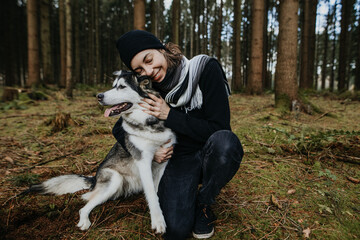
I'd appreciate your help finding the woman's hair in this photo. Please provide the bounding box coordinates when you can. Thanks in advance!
[160,42,183,69]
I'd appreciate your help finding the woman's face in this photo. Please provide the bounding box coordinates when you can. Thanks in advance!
[131,49,168,83]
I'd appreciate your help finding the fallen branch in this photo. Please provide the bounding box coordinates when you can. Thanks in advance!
[314,111,335,121]
[25,147,86,170]
[333,154,360,165]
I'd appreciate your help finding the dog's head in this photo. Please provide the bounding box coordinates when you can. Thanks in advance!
[97,71,158,117]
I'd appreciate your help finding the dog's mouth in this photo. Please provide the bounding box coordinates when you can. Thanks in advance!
[104,102,133,117]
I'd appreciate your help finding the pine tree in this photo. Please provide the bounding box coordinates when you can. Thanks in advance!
[27,0,40,87]
[248,0,265,94]
[275,0,299,110]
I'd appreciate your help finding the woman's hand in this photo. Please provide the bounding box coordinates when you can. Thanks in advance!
[153,141,174,163]
[140,93,170,120]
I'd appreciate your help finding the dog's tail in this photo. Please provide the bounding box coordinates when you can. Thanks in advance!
[28,175,95,195]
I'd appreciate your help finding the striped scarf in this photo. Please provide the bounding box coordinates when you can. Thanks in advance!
[161,55,230,112]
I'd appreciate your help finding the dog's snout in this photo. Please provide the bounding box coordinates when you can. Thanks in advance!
[97,93,104,102]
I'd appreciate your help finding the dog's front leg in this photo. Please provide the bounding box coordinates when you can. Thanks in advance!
[136,157,166,234]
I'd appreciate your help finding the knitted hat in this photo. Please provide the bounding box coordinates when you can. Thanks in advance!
[116,30,165,70]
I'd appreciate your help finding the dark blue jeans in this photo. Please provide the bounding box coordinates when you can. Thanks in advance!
[158,130,243,240]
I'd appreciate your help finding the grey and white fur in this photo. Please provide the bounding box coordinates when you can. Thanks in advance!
[27,71,176,234]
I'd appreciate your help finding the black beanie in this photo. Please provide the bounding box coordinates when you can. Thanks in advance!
[116,30,165,70]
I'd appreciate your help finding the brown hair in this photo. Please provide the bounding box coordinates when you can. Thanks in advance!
[159,42,183,69]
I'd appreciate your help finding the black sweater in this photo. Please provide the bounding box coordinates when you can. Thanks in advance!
[112,58,231,155]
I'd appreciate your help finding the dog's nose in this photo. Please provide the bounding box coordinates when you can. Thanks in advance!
[97,93,104,102]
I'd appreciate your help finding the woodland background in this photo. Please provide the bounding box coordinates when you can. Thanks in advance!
[0,0,360,240]
[1,0,360,106]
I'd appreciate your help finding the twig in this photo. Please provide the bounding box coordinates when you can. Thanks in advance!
[2,189,31,206]
[24,147,86,170]
[314,111,335,121]
[128,209,150,219]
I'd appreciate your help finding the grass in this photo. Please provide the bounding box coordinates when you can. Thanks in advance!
[0,87,359,239]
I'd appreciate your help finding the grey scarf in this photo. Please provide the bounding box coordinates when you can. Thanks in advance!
[156,55,230,112]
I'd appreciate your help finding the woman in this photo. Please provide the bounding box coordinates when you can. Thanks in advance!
[113,30,243,240]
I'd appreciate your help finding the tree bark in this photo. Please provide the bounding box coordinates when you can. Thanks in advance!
[321,9,331,90]
[59,0,66,87]
[248,0,265,94]
[134,0,146,30]
[232,0,242,91]
[338,0,350,91]
[356,12,360,91]
[40,0,52,84]
[299,0,318,89]
[74,0,81,83]
[95,0,101,84]
[329,3,337,92]
[89,0,94,84]
[65,0,73,98]
[216,0,223,61]
[172,0,180,45]
[27,0,40,87]
[263,1,270,90]
[150,0,158,36]
[275,0,299,110]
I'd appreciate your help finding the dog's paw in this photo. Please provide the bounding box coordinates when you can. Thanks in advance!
[77,217,91,231]
[151,214,166,234]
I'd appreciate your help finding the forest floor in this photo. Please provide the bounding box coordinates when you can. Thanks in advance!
[0,85,359,240]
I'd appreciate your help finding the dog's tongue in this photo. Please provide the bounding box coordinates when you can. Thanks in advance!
[104,105,119,117]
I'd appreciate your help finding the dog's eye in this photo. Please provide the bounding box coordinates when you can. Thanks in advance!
[118,85,126,89]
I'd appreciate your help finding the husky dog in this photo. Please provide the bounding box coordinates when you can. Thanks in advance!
[28,71,176,234]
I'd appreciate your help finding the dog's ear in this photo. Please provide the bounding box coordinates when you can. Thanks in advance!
[139,78,152,91]
[136,76,161,98]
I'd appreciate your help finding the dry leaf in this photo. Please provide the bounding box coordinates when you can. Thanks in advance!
[303,227,311,238]
[287,189,296,194]
[5,156,14,164]
[346,176,360,184]
[270,194,282,209]
[85,160,97,165]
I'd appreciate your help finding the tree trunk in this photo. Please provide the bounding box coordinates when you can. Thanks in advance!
[263,1,270,90]
[172,0,180,45]
[216,0,223,61]
[242,1,250,87]
[232,0,242,91]
[89,0,94,84]
[3,0,20,87]
[27,0,40,87]
[95,0,101,84]
[191,1,199,57]
[330,3,337,92]
[299,0,318,89]
[356,12,360,91]
[59,0,66,87]
[248,0,265,94]
[134,0,146,30]
[65,0,73,98]
[40,0,52,84]
[74,0,81,83]
[275,0,299,110]
[338,0,350,91]
[321,9,331,90]
[150,0,158,36]
[203,0,208,55]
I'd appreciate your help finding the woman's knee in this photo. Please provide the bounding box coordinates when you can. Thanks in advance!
[208,130,244,158]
